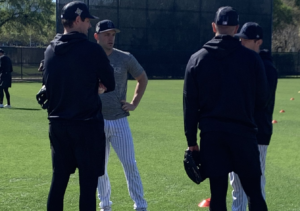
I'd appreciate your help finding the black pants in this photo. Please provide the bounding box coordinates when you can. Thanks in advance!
[200,132,262,178]
[199,132,267,210]
[0,86,10,105]
[47,120,106,211]
[209,175,268,211]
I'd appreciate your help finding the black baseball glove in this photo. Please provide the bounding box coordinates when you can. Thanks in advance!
[36,85,48,109]
[183,150,204,184]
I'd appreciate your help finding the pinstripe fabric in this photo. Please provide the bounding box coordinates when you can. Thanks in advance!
[229,145,268,211]
[97,117,147,210]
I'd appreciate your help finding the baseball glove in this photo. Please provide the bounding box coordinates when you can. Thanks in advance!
[36,85,48,109]
[183,150,204,184]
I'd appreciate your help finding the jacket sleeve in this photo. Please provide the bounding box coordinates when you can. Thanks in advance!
[0,57,11,73]
[9,57,13,72]
[264,60,278,115]
[183,56,199,147]
[265,61,278,98]
[96,46,115,92]
[0,57,2,73]
[255,55,270,111]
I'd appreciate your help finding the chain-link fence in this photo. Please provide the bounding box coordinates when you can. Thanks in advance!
[4,45,300,80]
[273,53,300,77]
[55,0,273,79]
[10,0,294,80]
[1,47,44,81]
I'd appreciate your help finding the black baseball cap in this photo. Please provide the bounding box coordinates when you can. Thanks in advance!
[0,49,4,53]
[214,6,239,26]
[96,20,120,33]
[235,22,263,40]
[61,1,98,20]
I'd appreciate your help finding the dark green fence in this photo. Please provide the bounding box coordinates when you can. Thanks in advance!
[56,0,273,79]
[272,53,300,77]
[3,46,300,80]
[1,47,44,81]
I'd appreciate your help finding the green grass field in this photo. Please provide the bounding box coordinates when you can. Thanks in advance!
[0,79,299,211]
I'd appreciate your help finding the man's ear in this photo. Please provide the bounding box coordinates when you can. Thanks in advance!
[212,22,217,33]
[257,39,263,46]
[234,25,239,34]
[74,16,81,24]
[94,33,98,41]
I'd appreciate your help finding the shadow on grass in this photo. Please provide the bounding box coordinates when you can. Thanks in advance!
[9,108,42,111]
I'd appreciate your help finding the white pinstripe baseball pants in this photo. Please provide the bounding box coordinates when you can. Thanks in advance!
[97,117,147,210]
[229,145,268,211]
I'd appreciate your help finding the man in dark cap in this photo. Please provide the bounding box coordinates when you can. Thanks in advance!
[43,1,115,211]
[230,22,278,211]
[183,6,269,211]
[0,48,13,108]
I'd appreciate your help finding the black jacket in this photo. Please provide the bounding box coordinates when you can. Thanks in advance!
[43,31,115,121]
[183,35,269,146]
[254,49,278,145]
[0,55,13,88]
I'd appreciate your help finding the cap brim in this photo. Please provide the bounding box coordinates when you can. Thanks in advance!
[99,28,121,33]
[234,33,249,39]
[87,14,99,19]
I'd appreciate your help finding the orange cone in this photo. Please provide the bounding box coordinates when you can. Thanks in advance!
[198,198,211,208]
[272,120,278,124]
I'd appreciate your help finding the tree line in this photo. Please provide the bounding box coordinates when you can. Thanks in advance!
[273,0,300,52]
[0,0,299,51]
[0,0,55,47]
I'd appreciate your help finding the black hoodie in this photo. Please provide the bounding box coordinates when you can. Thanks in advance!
[0,55,13,88]
[43,31,115,121]
[183,35,269,146]
[254,49,278,145]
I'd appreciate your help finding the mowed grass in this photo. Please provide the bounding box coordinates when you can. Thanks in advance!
[0,79,299,211]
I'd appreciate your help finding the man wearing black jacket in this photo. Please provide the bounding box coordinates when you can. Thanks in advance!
[43,1,115,211]
[0,49,13,108]
[230,22,278,211]
[183,7,268,211]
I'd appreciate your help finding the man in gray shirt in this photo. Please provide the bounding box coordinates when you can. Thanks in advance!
[94,20,148,211]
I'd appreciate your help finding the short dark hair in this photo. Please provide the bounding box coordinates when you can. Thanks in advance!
[215,25,237,35]
[61,16,85,28]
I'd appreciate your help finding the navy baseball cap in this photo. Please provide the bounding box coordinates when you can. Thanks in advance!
[0,49,4,53]
[235,22,263,40]
[61,1,98,20]
[214,6,239,26]
[96,20,120,33]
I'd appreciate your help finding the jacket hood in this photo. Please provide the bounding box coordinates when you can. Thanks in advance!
[203,35,241,59]
[50,31,87,55]
[259,49,272,62]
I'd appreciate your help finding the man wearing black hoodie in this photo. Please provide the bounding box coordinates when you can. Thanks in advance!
[0,48,13,108]
[43,1,115,211]
[183,7,269,211]
[230,22,278,211]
